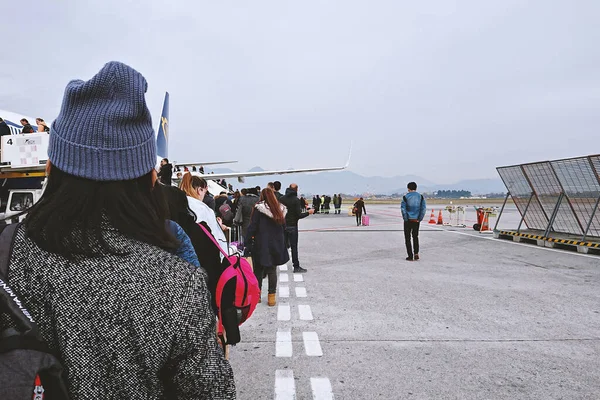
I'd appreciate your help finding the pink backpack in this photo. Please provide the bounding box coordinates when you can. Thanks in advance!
[198,223,259,347]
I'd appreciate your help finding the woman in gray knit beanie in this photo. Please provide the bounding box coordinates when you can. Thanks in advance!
[2,62,236,399]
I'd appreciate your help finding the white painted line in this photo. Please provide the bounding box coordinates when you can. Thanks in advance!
[303,331,323,356]
[275,370,296,400]
[295,287,307,298]
[279,264,288,271]
[280,274,289,283]
[298,304,314,320]
[311,377,334,400]
[279,286,290,298]
[293,274,304,282]
[276,330,293,357]
[278,304,291,321]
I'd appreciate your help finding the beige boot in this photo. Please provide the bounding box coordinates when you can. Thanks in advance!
[268,293,276,307]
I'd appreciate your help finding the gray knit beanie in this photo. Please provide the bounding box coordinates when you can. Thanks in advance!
[49,61,156,181]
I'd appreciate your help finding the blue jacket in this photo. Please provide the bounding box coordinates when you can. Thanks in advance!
[167,220,201,267]
[401,192,427,222]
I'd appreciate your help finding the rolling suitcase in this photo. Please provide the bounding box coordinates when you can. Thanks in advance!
[362,214,370,226]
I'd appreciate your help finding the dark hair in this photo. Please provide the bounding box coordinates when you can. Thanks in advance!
[407,182,417,191]
[258,188,285,225]
[273,181,281,191]
[162,158,169,163]
[0,117,4,122]
[192,176,207,189]
[20,118,29,124]
[25,166,178,257]
[241,188,247,196]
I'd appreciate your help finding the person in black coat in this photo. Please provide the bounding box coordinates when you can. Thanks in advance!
[0,117,11,137]
[245,188,290,306]
[157,158,173,186]
[279,184,314,273]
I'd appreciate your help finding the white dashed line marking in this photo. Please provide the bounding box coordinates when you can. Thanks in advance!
[279,274,289,283]
[275,370,296,400]
[311,377,334,400]
[298,305,314,320]
[295,287,307,298]
[276,330,293,357]
[279,286,290,298]
[303,331,323,356]
[277,304,291,321]
[293,274,304,282]
[279,264,288,271]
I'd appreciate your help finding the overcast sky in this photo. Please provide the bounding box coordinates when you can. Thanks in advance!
[1,1,598,183]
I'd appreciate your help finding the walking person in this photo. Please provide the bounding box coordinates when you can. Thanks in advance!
[245,188,290,306]
[401,182,427,261]
[0,61,235,398]
[353,197,367,226]
[279,183,314,273]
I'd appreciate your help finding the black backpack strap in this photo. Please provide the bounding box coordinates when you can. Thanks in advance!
[0,223,39,336]
[0,223,18,278]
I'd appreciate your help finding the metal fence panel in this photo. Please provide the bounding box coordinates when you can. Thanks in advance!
[522,162,583,235]
[551,157,600,238]
[497,165,548,230]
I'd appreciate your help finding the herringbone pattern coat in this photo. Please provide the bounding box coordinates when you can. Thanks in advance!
[1,225,236,399]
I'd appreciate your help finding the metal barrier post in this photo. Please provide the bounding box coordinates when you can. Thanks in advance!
[582,194,600,241]
[517,192,534,233]
[494,192,510,232]
[544,192,564,238]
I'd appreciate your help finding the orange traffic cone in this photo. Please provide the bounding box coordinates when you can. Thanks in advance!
[437,210,444,225]
[481,213,490,231]
[428,210,436,224]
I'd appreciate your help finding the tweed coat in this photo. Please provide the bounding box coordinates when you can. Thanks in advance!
[1,225,236,399]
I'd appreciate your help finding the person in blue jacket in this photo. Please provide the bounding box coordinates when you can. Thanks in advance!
[401,182,427,261]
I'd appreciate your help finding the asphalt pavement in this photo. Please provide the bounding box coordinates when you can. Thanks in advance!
[228,204,600,400]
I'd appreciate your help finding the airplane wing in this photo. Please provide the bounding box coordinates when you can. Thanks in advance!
[175,160,238,167]
[190,144,352,182]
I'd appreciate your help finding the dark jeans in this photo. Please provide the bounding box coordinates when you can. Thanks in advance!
[404,221,420,257]
[284,226,300,268]
[253,260,277,294]
[356,211,363,226]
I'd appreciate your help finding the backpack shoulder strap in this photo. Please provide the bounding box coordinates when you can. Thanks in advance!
[0,223,19,278]
[0,223,39,336]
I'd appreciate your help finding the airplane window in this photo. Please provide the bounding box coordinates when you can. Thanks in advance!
[9,193,34,212]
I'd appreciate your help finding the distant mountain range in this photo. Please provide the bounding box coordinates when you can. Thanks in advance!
[207,166,506,196]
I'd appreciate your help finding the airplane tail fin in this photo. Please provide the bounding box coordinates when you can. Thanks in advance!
[156,92,169,159]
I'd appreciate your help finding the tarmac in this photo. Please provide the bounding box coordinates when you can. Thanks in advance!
[228,204,600,400]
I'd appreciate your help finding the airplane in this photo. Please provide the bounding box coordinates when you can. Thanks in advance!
[1,92,351,221]
[155,92,352,195]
